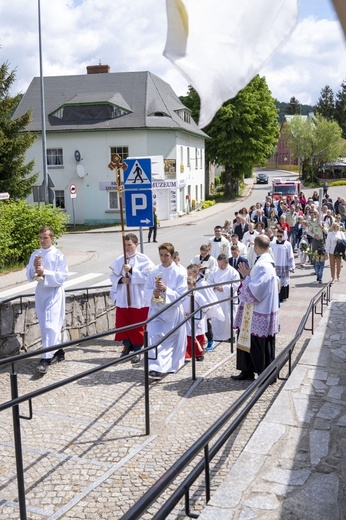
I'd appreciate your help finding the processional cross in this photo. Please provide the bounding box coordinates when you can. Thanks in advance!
[108,154,131,306]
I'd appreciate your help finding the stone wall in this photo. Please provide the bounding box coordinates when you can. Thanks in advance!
[0,291,115,358]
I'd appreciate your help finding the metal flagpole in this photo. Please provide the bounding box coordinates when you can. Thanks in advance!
[38,0,49,204]
[108,154,131,306]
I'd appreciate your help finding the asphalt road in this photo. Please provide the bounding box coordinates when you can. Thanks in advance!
[1,169,346,298]
[57,169,285,273]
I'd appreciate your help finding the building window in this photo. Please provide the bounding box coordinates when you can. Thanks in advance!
[110,146,129,162]
[49,103,130,125]
[187,147,190,167]
[55,190,65,209]
[47,148,63,166]
[175,109,191,124]
[109,191,119,210]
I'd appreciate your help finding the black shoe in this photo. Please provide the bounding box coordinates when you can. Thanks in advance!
[36,359,50,374]
[153,240,158,243]
[231,372,254,381]
[149,370,163,380]
[148,239,151,242]
[131,354,141,364]
[120,345,131,358]
[50,348,65,364]
[196,355,204,361]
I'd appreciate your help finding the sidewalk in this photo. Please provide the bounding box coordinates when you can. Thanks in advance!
[200,296,346,519]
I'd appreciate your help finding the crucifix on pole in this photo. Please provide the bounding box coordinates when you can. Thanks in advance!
[108,153,131,306]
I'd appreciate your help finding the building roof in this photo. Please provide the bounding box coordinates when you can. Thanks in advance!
[13,70,207,138]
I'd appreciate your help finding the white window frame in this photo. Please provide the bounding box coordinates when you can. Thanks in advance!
[47,148,63,167]
[109,191,119,210]
[54,189,65,209]
[110,146,129,162]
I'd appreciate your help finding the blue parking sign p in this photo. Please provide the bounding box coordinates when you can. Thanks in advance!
[125,189,153,227]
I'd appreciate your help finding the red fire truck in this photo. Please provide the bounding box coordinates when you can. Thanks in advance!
[270,178,301,201]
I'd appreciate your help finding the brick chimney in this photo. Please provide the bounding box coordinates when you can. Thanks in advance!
[86,64,110,74]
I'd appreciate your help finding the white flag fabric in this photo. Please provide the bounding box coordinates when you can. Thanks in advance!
[164,0,298,128]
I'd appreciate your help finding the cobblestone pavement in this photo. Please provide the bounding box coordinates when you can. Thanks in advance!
[0,273,336,519]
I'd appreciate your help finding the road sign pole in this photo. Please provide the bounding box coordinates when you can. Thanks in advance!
[139,227,144,253]
[72,198,76,228]
[108,154,131,306]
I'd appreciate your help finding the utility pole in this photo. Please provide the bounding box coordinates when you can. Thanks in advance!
[38,0,49,204]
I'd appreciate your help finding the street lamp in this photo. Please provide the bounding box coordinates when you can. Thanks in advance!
[38,0,49,204]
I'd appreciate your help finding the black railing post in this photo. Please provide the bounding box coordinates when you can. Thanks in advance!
[10,371,27,520]
[204,443,211,503]
[230,285,234,353]
[143,331,150,435]
[190,293,196,381]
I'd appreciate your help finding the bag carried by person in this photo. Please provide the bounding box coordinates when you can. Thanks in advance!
[334,239,346,260]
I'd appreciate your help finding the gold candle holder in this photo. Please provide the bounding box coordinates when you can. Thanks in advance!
[34,255,45,282]
[152,275,165,303]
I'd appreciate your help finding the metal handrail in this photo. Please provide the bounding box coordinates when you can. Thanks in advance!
[120,281,332,520]
[0,278,239,520]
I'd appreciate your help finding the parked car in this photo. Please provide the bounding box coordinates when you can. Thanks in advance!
[256,173,269,184]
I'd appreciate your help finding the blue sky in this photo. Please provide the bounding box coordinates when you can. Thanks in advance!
[0,0,345,106]
[298,0,337,21]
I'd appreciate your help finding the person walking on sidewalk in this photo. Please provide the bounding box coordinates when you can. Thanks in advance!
[325,222,346,283]
[232,235,279,381]
[313,247,328,284]
[148,207,159,243]
[110,233,154,363]
[271,229,295,302]
[26,226,68,374]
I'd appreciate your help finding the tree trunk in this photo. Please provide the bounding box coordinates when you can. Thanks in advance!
[223,166,233,198]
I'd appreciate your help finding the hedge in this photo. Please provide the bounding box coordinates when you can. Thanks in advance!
[0,200,70,268]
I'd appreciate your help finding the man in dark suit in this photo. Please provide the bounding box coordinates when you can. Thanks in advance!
[229,245,249,278]
[252,209,268,228]
[233,217,248,241]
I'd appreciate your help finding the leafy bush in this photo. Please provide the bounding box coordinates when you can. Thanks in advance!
[201,200,216,209]
[0,200,69,268]
[324,180,346,188]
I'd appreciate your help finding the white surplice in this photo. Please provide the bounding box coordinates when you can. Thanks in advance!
[109,252,154,308]
[26,246,68,358]
[207,265,239,341]
[270,239,295,287]
[144,263,187,373]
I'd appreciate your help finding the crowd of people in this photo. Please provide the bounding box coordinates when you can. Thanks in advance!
[28,188,346,380]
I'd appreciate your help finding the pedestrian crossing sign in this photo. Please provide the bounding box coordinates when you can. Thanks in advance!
[123,158,152,189]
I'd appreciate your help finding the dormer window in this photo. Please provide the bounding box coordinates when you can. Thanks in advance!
[148,111,169,117]
[49,102,130,125]
[176,109,191,124]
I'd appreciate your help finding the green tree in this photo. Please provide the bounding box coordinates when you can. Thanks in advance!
[315,85,335,121]
[287,96,301,115]
[203,75,279,197]
[335,80,346,139]
[283,114,344,182]
[180,85,200,125]
[0,62,38,199]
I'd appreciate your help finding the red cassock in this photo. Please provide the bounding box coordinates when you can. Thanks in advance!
[115,306,149,346]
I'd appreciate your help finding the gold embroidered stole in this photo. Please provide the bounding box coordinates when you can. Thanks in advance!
[237,302,254,353]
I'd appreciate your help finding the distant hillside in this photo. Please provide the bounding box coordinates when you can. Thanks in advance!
[276,101,315,124]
